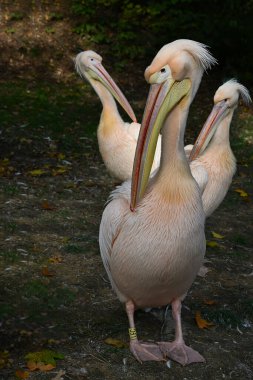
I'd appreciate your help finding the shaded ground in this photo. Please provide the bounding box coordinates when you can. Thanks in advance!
[0,3,253,379]
[0,77,252,380]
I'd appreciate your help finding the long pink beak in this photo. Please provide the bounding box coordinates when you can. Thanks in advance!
[91,62,137,123]
[130,78,191,211]
[189,100,228,161]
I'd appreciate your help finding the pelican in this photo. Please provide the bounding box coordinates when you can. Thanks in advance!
[75,51,161,181]
[188,79,251,216]
[99,40,216,365]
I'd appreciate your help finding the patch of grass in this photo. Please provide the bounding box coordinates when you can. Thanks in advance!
[45,27,56,34]
[3,185,19,196]
[227,250,249,260]
[0,303,14,318]
[49,12,64,21]
[55,209,71,218]
[54,288,76,306]
[0,81,98,142]
[5,28,16,34]
[4,222,18,233]
[21,280,76,320]
[0,251,19,263]
[204,308,242,328]
[238,299,253,318]
[64,244,83,254]
[231,234,248,245]
[9,12,24,21]
[231,114,253,160]
[23,280,49,298]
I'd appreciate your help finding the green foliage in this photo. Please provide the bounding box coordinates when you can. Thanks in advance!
[48,12,64,21]
[0,251,19,263]
[9,12,24,21]
[71,0,253,76]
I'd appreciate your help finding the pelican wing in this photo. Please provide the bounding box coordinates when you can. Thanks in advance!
[190,161,209,195]
[99,195,128,290]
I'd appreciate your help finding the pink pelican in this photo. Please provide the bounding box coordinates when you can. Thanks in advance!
[188,79,251,216]
[99,40,216,365]
[75,51,161,181]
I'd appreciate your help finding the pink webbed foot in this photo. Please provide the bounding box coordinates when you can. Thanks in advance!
[130,340,165,363]
[158,341,205,366]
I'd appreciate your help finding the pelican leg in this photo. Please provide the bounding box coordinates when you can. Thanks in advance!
[125,300,164,363]
[158,299,205,366]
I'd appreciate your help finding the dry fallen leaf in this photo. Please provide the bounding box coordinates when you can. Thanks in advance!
[28,169,46,176]
[48,255,63,264]
[206,241,219,248]
[19,330,33,337]
[38,363,55,371]
[25,350,64,372]
[47,338,61,345]
[41,201,56,211]
[20,138,32,144]
[104,337,128,348]
[15,369,30,379]
[41,266,55,277]
[211,231,224,239]
[204,300,218,306]
[195,311,214,329]
[0,351,12,369]
[57,153,65,160]
[51,167,68,176]
[235,188,248,197]
[26,361,37,371]
[27,361,55,372]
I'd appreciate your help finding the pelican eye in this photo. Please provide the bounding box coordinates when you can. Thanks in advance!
[161,68,166,73]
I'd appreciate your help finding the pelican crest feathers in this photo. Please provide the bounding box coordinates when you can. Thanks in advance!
[150,39,217,73]
[221,79,252,105]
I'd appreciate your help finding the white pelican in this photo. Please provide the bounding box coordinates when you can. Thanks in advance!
[188,79,251,216]
[75,51,161,181]
[99,40,216,365]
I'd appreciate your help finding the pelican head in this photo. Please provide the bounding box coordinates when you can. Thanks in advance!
[189,79,252,161]
[75,50,136,122]
[131,40,216,210]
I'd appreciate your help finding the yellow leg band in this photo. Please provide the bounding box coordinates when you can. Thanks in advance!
[129,327,137,340]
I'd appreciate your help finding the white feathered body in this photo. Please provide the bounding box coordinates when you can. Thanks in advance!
[99,169,205,309]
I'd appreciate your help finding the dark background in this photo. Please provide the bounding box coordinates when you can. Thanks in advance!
[1,0,253,84]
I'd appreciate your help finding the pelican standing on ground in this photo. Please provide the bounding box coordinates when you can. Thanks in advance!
[99,40,216,365]
[188,79,251,216]
[75,51,161,181]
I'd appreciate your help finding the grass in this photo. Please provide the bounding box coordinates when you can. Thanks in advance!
[64,243,84,254]
[0,250,20,263]
[4,222,18,233]
[231,234,248,245]
[16,280,76,321]
[0,80,99,142]
[3,185,19,195]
